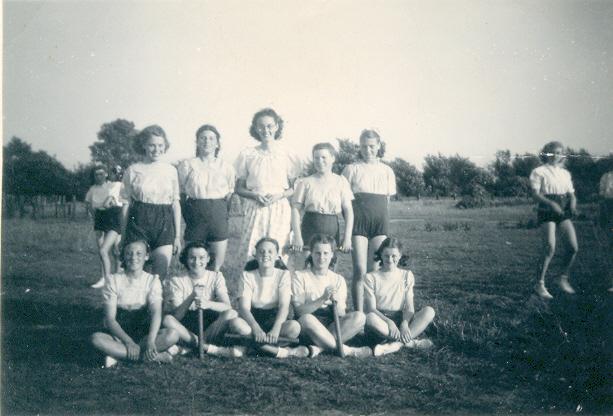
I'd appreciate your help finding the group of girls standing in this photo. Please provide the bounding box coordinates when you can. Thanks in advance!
[90,107,436,365]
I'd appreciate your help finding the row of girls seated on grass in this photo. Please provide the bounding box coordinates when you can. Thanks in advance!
[91,235,436,365]
[92,107,398,316]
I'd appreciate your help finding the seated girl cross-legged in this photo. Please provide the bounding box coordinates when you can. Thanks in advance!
[292,234,372,358]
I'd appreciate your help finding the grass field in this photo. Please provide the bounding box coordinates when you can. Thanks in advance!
[2,199,612,415]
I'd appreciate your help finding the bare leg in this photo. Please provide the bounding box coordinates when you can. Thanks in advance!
[149,328,180,352]
[204,309,237,343]
[162,315,198,346]
[558,220,579,277]
[365,312,392,339]
[536,222,556,285]
[351,236,369,311]
[298,314,337,350]
[95,231,105,278]
[150,245,173,280]
[99,231,119,279]
[91,332,133,360]
[408,306,435,338]
[330,311,366,343]
[207,240,228,271]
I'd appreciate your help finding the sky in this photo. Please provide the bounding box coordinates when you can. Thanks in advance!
[3,0,613,170]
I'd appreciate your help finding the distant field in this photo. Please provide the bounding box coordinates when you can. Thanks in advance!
[2,199,611,415]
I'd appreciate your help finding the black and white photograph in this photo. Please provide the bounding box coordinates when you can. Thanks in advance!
[2,1,612,414]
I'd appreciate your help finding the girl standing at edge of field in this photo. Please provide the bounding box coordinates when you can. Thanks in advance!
[342,129,396,311]
[292,234,372,358]
[91,240,179,367]
[230,237,309,358]
[177,124,235,271]
[119,125,182,281]
[530,141,579,299]
[85,165,123,289]
[162,242,244,357]
[364,237,435,356]
[597,169,613,292]
[234,108,303,267]
[290,142,354,268]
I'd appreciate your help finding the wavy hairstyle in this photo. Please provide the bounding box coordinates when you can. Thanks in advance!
[304,234,338,270]
[195,124,221,157]
[249,108,284,141]
[358,129,386,159]
[133,125,170,156]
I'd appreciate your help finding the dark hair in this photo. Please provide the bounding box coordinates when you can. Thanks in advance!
[243,237,287,271]
[312,142,338,159]
[91,165,108,183]
[195,124,221,157]
[249,108,284,141]
[119,240,151,270]
[133,125,170,156]
[179,241,215,269]
[110,165,123,182]
[373,237,404,264]
[539,141,565,163]
[304,234,338,270]
[358,129,386,159]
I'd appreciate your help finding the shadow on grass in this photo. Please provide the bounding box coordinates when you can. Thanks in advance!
[2,299,101,366]
[512,290,613,414]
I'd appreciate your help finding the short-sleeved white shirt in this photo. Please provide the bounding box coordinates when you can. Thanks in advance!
[529,165,575,195]
[234,143,303,194]
[342,161,396,196]
[86,183,113,210]
[177,157,235,199]
[364,269,414,312]
[292,174,354,215]
[291,269,348,310]
[120,162,180,204]
[102,272,162,311]
[599,171,613,199]
[238,269,291,310]
[164,272,229,311]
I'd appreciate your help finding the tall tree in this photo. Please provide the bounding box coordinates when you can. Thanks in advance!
[89,119,139,169]
[387,158,425,197]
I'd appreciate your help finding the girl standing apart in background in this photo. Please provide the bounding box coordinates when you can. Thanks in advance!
[234,108,302,266]
[120,125,182,280]
[598,169,613,292]
[530,141,578,299]
[290,142,354,268]
[342,129,396,311]
[177,124,235,271]
[86,165,122,288]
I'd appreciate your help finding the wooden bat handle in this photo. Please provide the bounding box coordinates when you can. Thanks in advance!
[332,299,345,357]
[198,308,205,360]
[224,333,300,345]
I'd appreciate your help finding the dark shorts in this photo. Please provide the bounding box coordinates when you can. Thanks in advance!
[352,193,389,238]
[537,194,573,225]
[125,201,175,250]
[113,308,149,342]
[301,212,340,246]
[251,308,279,333]
[312,307,334,328]
[380,310,404,326]
[181,309,221,334]
[94,207,122,233]
[183,198,229,243]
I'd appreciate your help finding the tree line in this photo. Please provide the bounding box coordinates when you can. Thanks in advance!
[3,119,613,216]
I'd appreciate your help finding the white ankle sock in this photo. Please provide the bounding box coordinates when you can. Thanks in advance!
[276,347,289,358]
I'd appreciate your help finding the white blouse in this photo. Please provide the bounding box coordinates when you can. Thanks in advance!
[292,174,354,215]
[102,272,162,311]
[342,161,396,196]
[164,272,229,311]
[120,162,180,205]
[291,269,348,310]
[85,182,121,210]
[234,143,303,194]
[599,171,613,199]
[177,157,235,199]
[238,269,291,310]
[529,165,575,195]
[364,269,414,312]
